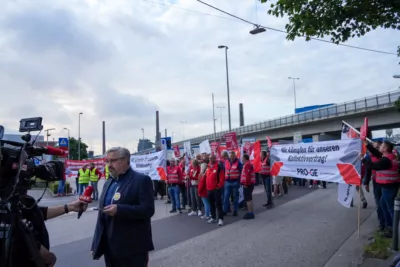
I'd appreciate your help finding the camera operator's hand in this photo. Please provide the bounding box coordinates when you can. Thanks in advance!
[67,199,88,213]
[40,245,57,267]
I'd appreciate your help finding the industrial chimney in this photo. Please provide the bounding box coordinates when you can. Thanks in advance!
[239,103,244,127]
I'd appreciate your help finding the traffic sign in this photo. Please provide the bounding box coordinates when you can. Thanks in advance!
[59,137,68,147]
[161,137,171,149]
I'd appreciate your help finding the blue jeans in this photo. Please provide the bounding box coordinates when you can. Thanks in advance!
[223,180,239,213]
[57,180,65,194]
[372,180,385,227]
[79,183,89,196]
[380,185,398,228]
[202,197,210,217]
[262,174,273,205]
[168,185,181,210]
[75,178,79,195]
[91,181,99,200]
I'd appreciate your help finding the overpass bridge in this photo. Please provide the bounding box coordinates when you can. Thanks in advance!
[173,90,400,147]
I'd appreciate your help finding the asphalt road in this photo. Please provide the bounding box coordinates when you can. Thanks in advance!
[50,185,315,267]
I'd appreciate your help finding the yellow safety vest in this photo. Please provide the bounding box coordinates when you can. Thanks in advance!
[89,168,99,182]
[105,165,110,180]
[78,169,90,184]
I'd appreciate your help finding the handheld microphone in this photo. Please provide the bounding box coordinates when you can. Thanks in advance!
[78,186,93,219]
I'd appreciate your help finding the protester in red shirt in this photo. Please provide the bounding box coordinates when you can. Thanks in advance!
[206,153,225,226]
[167,158,183,213]
[188,159,203,216]
[241,154,256,219]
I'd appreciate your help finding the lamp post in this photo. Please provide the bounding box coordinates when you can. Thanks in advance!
[63,127,70,159]
[180,121,187,140]
[216,105,225,131]
[218,45,232,132]
[394,75,400,79]
[288,77,300,110]
[172,131,174,143]
[78,112,83,160]
[45,128,56,146]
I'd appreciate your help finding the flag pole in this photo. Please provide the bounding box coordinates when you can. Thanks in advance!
[342,120,373,142]
[342,120,365,238]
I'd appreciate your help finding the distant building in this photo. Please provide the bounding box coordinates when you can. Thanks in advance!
[137,139,153,152]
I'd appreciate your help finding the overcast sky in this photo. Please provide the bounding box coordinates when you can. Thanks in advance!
[0,0,398,154]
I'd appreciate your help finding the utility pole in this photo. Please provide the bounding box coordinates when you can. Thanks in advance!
[45,128,55,146]
[212,93,217,140]
[288,77,300,110]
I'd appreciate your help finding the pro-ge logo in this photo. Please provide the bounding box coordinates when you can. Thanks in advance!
[297,168,318,177]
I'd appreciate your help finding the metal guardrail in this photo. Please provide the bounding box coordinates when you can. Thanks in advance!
[175,90,400,145]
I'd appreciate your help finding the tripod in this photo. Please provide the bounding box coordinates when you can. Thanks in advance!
[0,195,46,267]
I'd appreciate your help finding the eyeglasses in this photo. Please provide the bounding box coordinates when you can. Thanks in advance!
[105,157,124,164]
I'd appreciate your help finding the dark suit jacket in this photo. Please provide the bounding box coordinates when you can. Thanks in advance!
[91,168,155,260]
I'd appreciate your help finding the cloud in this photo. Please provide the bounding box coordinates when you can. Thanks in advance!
[0,0,398,154]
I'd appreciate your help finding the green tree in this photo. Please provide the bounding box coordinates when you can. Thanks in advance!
[261,0,400,44]
[395,96,400,112]
[68,137,88,160]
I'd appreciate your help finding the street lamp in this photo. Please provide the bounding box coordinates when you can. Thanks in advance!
[78,112,83,160]
[63,127,70,159]
[288,77,300,110]
[218,45,232,132]
[180,121,187,140]
[45,128,56,146]
[217,105,225,131]
[172,131,174,143]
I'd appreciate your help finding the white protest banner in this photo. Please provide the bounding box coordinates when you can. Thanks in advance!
[199,140,211,154]
[270,139,362,184]
[183,141,193,158]
[338,183,357,208]
[130,150,166,180]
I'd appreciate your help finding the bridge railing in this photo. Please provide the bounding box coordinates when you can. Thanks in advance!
[177,90,400,145]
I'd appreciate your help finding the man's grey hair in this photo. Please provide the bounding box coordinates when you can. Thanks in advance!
[106,147,131,162]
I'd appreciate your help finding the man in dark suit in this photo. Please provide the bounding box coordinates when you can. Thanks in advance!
[91,147,155,267]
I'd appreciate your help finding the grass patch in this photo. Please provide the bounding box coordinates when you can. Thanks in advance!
[364,231,392,260]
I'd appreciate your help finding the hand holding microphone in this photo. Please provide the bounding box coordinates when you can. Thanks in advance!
[78,186,93,219]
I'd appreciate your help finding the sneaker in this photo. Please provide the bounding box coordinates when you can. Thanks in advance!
[243,213,255,220]
[207,218,217,224]
[188,211,197,216]
[318,185,322,189]
[309,185,312,188]
[232,211,238,216]
[169,209,177,213]
[178,209,182,214]
[363,202,368,209]
[218,219,224,226]
[197,210,203,216]
[266,203,274,209]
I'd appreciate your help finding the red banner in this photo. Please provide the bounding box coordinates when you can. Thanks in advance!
[266,136,272,149]
[65,158,106,178]
[173,145,181,158]
[224,132,239,150]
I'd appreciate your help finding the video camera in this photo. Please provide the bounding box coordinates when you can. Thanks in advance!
[0,117,64,196]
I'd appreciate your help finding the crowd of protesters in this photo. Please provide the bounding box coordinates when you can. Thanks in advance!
[152,150,327,226]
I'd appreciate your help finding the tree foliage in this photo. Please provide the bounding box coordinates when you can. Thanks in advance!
[395,96,400,112]
[260,0,400,44]
[67,137,88,160]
